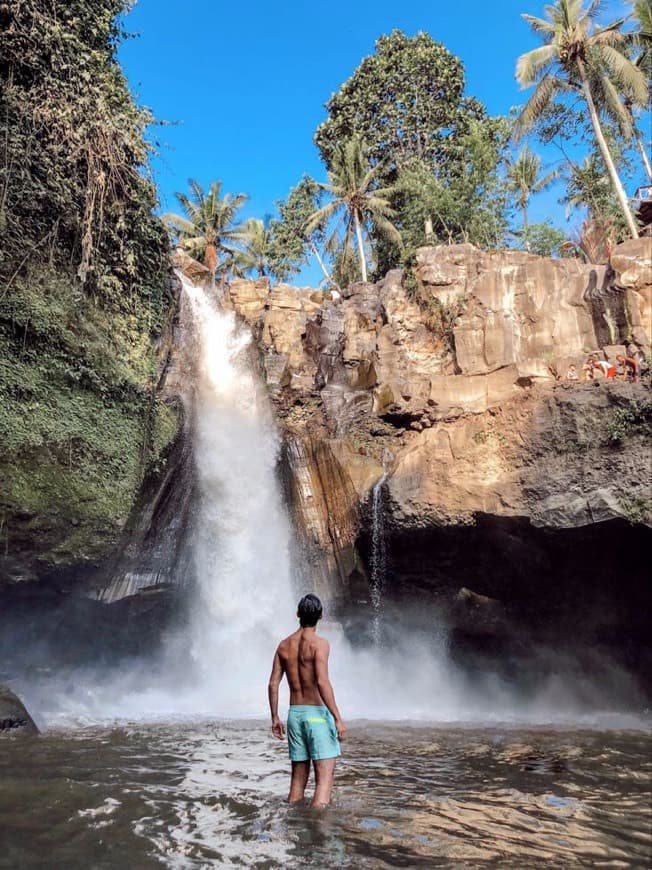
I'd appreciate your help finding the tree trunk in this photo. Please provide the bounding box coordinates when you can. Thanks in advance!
[578,59,639,239]
[635,130,652,183]
[353,210,367,282]
[523,201,529,251]
[204,243,217,288]
[310,241,339,290]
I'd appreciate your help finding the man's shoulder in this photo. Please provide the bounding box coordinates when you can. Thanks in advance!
[277,632,298,651]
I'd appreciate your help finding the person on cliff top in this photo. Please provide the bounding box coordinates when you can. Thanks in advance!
[591,358,617,380]
[268,594,346,808]
[582,355,597,381]
[566,364,579,382]
[616,354,641,383]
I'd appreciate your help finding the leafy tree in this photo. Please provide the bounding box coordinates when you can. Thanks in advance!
[305,136,401,283]
[0,0,168,309]
[522,221,568,256]
[315,30,497,184]
[515,0,648,239]
[314,30,509,274]
[265,176,333,284]
[506,146,559,246]
[393,119,508,254]
[162,179,247,281]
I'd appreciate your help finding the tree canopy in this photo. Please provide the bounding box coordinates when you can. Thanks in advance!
[314,30,504,187]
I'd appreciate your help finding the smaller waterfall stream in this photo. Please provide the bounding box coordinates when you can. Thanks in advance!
[369,474,387,644]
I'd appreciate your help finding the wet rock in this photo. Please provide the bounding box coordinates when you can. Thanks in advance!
[0,686,39,736]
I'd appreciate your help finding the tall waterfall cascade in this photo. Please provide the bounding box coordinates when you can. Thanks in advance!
[175,274,295,712]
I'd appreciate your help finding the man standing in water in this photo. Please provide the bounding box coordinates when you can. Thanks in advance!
[268,594,346,808]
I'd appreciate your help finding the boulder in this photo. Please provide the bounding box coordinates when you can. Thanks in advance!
[0,686,39,736]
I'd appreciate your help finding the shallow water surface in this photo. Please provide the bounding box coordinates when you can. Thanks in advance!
[1,721,650,868]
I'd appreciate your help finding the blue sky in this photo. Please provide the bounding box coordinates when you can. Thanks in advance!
[118,0,636,278]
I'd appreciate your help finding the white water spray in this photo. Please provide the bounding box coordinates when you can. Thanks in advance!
[176,275,295,712]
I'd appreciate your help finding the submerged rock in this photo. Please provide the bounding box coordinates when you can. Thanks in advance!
[0,686,39,736]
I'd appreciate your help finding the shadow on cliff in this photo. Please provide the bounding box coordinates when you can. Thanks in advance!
[353,512,652,706]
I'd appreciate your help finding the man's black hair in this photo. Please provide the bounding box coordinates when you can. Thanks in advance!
[297,594,322,627]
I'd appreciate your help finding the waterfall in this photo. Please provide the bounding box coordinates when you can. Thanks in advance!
[369,474,387,644]
[175,274,295,713]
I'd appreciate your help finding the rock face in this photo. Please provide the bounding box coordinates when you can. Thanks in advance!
[0,686,39,736]
[225,241,651,688]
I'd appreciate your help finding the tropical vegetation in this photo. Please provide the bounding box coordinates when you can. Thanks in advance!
[162,180,248,283]
[515,0,648,239]
[0,0,178,567]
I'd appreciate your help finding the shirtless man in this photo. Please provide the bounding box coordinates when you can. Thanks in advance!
[268,594,346,808]
[616,354,641,383]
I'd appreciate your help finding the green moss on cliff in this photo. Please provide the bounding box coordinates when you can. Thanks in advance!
[0,2,179,575]
[0,271,180,568]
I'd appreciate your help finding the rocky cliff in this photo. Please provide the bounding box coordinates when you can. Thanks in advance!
[224,240,651,686]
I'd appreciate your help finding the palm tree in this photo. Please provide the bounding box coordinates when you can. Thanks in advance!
[515,0,648,239]
[162,179,248,281]
[625,0,652,181]
[506,146,559,247]
[304,136,402,283]
[230,217,273,277]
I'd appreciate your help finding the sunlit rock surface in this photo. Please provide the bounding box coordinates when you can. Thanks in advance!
[225,243,650,649]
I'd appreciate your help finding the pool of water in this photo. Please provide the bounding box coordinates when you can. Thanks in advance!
[1,720,650,867]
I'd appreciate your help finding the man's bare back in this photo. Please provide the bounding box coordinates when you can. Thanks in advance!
[277,629,330,706]
[268,595,346,808]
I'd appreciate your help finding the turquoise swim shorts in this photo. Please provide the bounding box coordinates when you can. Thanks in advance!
[287,705,341,762]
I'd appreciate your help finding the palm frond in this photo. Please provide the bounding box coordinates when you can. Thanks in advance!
[597,43,649,104]
[516,44,557,85]
[522,13,556,37]
[598,73,635,135]
[304,200,342,235]
[514,73,565,136]
[161,213,199,237]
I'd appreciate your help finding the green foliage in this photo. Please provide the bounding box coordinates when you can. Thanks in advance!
[313,31,508,276]
[306,136,402,283]
[392,117,508,254]
[316,30,468,177]
[0,0,169,309]
[162,179,248,279]
[521,221,568,256]
[228,217,274,278]
[620,496,652,526]
[265,177,325,282]
[514,0,647,238]
[0,2,178,566]
[606,399,652,444]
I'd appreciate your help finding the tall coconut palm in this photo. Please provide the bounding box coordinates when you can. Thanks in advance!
[230,217,273,277]
[624,0,652,180]
[515,0,648,239]
[162,179,248,280]
[304,136,402,283]
[506,146,559,246]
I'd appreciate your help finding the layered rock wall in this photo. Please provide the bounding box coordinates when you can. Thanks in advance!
[225,240,651,602]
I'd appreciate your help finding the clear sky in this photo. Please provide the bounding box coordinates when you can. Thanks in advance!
[118,0,633,277]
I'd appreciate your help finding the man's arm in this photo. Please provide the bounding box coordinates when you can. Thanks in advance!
[314,640,347,740]
[268,648,285,740]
